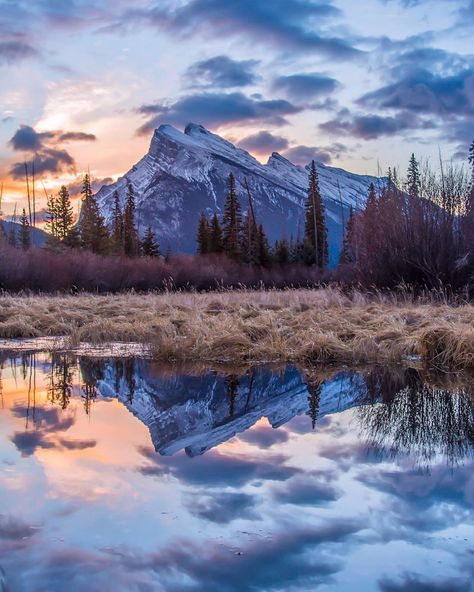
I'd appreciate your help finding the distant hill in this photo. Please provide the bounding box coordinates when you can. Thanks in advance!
[1,220,48,248]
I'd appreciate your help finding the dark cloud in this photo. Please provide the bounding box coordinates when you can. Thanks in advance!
[10,405,75,456]
[9,125,97,151]
[67,176,114,196]
[186,56,260,89]
[319,112,433,140]
[379,573,473,592]
[137,92,302,134]
[138,446,301,488]
[9,125,55,151]
[0,40,37,64]
[272,475,341,506]
[121,0,361,60]
[185,491,258,524]
[238,131,289,155]
[0,515,39,541]
[108,519,362,592]
[359,67,474,117]
[10,148,75,179]
[282,144,333,165]
[58,438,97,450]
[58,131,97,142]
[7,124,96,178]
[10,430,56,457]
[272,73,340,101]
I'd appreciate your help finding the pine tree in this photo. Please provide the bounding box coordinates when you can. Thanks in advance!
[209,212,223,253]
[222,173,242,260]
[141,226,160,257]
[406,153,421,198]
[79,174,109,254]
[45,193,59,239]
[304,161,328,268]
[240,211,259,264]
[123,181,139,256]
[111,190,123,254]
[339,206,356,264]
[256,224,270,267]
[56,185,74,241]
[19,208,31,249]
[307,381,321,430]
[274,238,290,264]
[197,212,210,255]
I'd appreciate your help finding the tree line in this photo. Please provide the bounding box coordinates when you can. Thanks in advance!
[196,161,328,268]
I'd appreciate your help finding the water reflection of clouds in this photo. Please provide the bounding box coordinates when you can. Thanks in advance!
[0,354,474,591]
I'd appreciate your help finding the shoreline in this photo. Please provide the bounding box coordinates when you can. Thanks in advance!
[0,288,473,371]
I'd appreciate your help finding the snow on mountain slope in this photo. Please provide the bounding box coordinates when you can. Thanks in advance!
[95,123,384,264]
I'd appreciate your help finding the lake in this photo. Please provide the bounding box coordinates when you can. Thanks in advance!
[0,352,473,592]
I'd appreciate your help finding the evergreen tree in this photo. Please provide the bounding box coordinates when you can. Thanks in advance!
[45,193,59,239]
[240,211,259,264]
[222,173,242,260]
[141,226,160,257]
[209,212,223,253]
[164,246,172,263]
[339,206,356,264]
[256,224,271,267]
[79,174,109,254]
[19,208,31,249]
[274,238,290,264]
[406,153,421,198]
[56,185,74,241]
[197,212,210,255]
[111,190,124,254]
[304,161,328,268]
[123,181,139,256]
[307,380,321,430]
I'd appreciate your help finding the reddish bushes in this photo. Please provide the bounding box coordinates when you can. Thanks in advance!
[0,245,329,293]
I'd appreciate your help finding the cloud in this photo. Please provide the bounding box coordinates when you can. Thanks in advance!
[9,148,75,179]
[137,92,302,134]
[108,519,362,592]
[238,131,289,155]
[58,438,97,450]
[282,144,333,165]
[186,56,260,89]
[138,446,301,488]
[272,73,340,102]
[0,40,37,64]
[359,67,474,117]
[319,112,433,140]
[379,573,473,592]
[185,491,259,524]
[58,131,97,142]
[272,475,341,506]
[9,125,55,151]
[122,0,361,60]
[0,515,39,541]
[7,124,96,179]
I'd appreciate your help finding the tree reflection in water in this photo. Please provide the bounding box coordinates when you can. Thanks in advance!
[1,352,473,466]
[358,366,474,466]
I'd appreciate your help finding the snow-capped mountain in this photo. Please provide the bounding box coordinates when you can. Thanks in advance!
[95,123,384,264]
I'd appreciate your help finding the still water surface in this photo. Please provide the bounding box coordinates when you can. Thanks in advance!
[0,353,473,592]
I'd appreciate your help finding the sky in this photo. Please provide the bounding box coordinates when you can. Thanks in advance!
[0,0,473,217]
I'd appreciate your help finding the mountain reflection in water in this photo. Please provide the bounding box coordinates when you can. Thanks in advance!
[0,352,473,592]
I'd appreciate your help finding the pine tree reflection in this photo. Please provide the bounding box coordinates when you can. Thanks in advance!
[79,358,105,416]
[47,353,77,410]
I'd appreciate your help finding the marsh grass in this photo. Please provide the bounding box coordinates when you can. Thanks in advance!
[0,287,473,370]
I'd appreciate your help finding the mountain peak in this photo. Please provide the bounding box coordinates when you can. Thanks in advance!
[184,122,210,136]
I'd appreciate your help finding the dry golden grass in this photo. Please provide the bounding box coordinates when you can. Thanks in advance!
[0,288,473,370]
